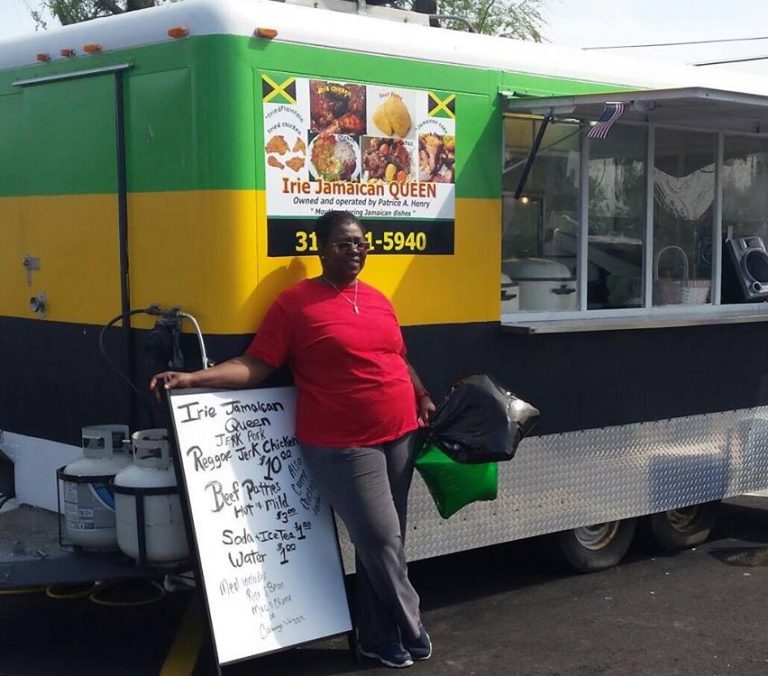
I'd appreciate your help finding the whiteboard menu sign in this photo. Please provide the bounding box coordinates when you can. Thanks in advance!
[168,387,352,666]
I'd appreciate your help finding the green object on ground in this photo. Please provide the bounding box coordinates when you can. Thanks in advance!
[414,444,498,519]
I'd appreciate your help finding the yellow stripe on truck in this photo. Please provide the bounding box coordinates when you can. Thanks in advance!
[0,194,122,325]
[1,191,499,333]
[255,194,501,329]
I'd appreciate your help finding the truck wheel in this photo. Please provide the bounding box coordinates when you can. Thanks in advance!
[552,518,637,572]
[649,501,720,552]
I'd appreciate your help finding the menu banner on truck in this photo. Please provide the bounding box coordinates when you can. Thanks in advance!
[261,73,456,256]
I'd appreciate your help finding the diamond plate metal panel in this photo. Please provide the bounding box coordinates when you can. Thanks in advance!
[337,409,768,572]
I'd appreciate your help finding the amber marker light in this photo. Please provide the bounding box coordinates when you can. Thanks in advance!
[83,43,102,54]
[36,53,50,62]
[167,26,189,38]
[254,27,278,39]
[60,48,75,57]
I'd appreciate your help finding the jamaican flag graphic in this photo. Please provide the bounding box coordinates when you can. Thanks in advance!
[262,73,297,105]
[427,91,456,119]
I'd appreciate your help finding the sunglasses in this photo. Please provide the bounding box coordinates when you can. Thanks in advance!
[330,239,371,252]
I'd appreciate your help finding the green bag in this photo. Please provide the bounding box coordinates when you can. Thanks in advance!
[414,443,498,519]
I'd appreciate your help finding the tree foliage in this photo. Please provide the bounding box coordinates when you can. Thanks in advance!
[402,0,546,40]
[32,0,165,28]
[32,0,545,40]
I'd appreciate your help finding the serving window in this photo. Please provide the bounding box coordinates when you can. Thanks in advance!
[652,128,715,307]
[501,87,768,330]
[588,124,646,309]
[503,119,580,313]
[723,135,768,244]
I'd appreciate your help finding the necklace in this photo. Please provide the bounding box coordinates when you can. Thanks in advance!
[322,277,359,314]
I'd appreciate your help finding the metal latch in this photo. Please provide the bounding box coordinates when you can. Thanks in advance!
[22,255,39,287]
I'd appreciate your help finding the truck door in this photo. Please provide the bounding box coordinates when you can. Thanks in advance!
[17,71,126,325]
[4,68,135,443]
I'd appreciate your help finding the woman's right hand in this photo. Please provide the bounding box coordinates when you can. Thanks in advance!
[149,371,196,400]
[149,355,276,400]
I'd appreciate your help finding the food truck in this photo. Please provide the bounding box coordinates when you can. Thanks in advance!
[3,0,768,575]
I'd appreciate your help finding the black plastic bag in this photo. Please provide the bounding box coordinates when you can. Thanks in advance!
[427,374,539,464]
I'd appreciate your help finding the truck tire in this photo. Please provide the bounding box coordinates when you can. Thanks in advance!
[648,501,720,552]
[552,518,637,572]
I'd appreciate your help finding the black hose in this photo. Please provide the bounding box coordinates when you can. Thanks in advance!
[98,308,158,428]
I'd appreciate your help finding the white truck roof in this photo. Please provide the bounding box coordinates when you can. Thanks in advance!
[2,0,768,98]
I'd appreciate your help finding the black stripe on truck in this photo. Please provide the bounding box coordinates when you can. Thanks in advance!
[3,316,768,446]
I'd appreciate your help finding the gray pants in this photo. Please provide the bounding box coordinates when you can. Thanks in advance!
[301,432,422,647]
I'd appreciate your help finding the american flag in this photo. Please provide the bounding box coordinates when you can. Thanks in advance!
[586,102,625,139]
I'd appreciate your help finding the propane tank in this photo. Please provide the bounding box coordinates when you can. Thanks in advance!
[114,429,189,565]
[60,425,131,551]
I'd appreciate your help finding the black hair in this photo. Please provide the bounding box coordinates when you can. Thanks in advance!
[314,210,366,247]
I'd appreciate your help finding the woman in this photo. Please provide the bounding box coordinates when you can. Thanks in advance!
[151,210,435,669]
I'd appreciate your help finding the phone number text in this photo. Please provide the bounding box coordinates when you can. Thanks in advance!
[295,230,428,253]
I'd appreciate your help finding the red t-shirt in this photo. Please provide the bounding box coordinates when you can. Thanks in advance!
[245,278,418,447]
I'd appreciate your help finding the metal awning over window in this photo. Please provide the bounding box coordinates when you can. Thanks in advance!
[501,87,768,134]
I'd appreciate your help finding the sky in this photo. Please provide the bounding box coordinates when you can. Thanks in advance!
[4,0,768,74]
[541,0,768,74]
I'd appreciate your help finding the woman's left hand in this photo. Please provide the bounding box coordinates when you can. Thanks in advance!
[417,395,436,427]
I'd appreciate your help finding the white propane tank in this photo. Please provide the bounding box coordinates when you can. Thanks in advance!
[114,429,190,565]
[60,425,131,551]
